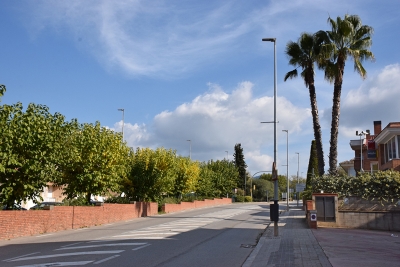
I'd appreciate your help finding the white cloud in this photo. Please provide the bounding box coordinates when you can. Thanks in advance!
[26,0,360,78]
[113,121,150,149]
[121,81,309,173]
[339,64,400,137]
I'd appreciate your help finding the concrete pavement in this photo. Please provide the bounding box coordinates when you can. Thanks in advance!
[243,203,400,267]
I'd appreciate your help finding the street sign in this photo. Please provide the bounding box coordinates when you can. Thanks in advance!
[296,183,306,192]
[310,212,317,221]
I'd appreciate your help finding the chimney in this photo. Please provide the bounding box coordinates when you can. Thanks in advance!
[373,121,382,135]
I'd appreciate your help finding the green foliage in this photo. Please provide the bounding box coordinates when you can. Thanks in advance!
[62,196,90,206]
[235,195,244,202]
[174,157,200,198]
[316,14,374,175]
[0,102,67,207]
[55,121,130,204]
[244,196,252,202]
[306,140,318,189]
[0,84,5,100]
[198,159,238,198]
[251,178,273,201]
[312,170,400,202]
[127,147,178,202]
[259,173,272,181]
[104,195,131,204]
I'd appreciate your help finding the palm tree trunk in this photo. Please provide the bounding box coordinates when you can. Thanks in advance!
[308,83,325,176]
[329,59,345,175]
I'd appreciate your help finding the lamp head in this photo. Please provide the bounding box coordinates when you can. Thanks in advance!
[262,38,276,42]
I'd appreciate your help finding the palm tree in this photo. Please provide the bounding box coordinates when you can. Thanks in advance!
[284,33,325,176]
[317,14,374,175]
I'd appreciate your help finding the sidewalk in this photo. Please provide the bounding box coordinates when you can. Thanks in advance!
[243,207,331,267]
[243,205,400,267]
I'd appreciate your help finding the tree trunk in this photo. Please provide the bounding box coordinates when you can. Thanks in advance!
[329,58,345,175]
[308,82,325,176]
[86,192,91,205]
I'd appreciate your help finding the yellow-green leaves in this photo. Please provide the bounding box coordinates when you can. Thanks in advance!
[56,121,130,203]
[0,103,67,206]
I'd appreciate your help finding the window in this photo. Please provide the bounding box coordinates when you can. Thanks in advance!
[384,136,399,163]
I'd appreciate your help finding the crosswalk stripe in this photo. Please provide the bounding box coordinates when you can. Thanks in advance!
[55,243,147,250]
[9,251,125,262]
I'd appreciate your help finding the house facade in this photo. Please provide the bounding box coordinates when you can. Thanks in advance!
[349,121,400,175]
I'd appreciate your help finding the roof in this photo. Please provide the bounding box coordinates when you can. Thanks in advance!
[373,122,400,144]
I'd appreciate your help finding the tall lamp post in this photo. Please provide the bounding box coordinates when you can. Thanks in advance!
[187,140,192,159]
[356,130,370,172]
[295,152,299,206]
[295,152,300,183]
[262,37,278,236]
[282,130,289,211]
[118,108,124,142]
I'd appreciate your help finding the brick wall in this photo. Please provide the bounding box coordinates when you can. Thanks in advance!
[162,198,232,213]
[0,202,158,240]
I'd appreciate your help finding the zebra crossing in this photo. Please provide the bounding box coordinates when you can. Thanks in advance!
[98,205,257,241]
[2,205,258,266]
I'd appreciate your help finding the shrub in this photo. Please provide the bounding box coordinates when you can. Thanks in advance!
[244,196,252,202]
[236,195,244,202]
[104,196,131,204]
[311,170,400,202]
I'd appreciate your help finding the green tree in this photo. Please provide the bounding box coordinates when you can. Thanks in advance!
[174,156,200,198]
[317,14,374,175]
[128,147,177,202]
[0,84,5,100]
[56,121,130,204]
[196,159,238,198]
[0,103,67,207]
[252,178,273,201]
[206,159,238,198]
[284,33,325,176]
[233,143,247,190]
[306,140,318,190]
[197,162,215,197]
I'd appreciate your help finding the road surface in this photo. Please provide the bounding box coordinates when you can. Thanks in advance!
[0,203,273,267]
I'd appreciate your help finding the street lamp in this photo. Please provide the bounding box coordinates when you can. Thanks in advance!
[282,130,289,211]
[262,37,278,236]
[295,152,299,206]
[295,152,300,183]
[356,130,370,172]
[187,140,191,159]
[118,108,124,142]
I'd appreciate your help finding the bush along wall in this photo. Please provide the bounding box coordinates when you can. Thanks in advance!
[312,170,400,203]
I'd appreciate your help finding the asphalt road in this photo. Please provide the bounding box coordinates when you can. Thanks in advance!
[0,203,272,267]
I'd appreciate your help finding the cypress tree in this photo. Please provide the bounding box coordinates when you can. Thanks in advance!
[233,143,247,190]
[306,140,319,190]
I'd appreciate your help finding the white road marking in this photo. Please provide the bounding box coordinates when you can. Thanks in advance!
[55,243,147,250]
[9,251,125,262]
[93,255,120,264]
[16,261,93,267]
[3,252,41,262]
[132,244,151,251]
[35,234,53,238]
[60,242,84,248]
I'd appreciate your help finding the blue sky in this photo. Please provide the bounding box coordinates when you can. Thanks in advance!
[1,0,400,178]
